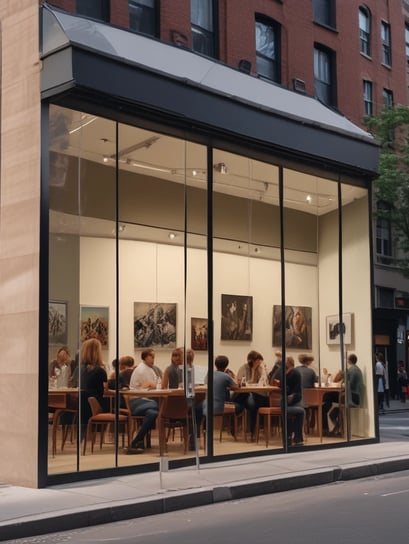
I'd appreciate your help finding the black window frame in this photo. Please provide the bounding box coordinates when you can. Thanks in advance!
[128,0,159,38]
[363,79,373,116]
[76,0,110,22]
[382,88,393,109]
[314,44,337,108]
[312,0,336,29]
[255,14,281,84]
[359,5,371,56]
[191,0,218,59]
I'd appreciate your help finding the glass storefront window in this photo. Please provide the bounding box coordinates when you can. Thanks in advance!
[47,104,374,479]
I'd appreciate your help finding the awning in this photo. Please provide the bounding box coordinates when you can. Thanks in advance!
[40,4,379,181]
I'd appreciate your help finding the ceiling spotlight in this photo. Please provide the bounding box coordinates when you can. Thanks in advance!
[254,247,261,254]
[192,170,197,176]
[112,224,126,235]
[306,194,312,204]
[168,232,176,240]
[214,162,228,174]
[103,156,109,163]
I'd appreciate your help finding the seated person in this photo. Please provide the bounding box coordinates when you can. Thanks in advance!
[161,348,183,389]
[322,369,344,436]
[107,356,135,408]
[235,350,269,440]
[202,355,241,416]
[127,349,159,454]
[284,357,305,447]
[322,354,363,436]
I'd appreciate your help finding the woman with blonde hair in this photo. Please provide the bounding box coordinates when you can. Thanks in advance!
[80,338,108,425]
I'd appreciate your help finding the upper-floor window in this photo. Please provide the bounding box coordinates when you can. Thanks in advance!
[383,89,393,108]
[381,21,391,66]
[314,45,336,107]
[359,6,371,56]
[312,0,336,28]
[376,202,392,262]
[129,0,157,37]
[363,80,373,115]
[191,0,217,58]
[76,0,110,22]
[255,16,281,83]
[405,24,409,61]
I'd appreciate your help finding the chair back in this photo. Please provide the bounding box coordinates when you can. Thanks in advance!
[162,396,189,420]
[88,396,103,417]
[268,390,282,408]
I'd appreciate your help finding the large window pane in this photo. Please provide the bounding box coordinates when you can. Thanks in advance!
[48,106,117,474]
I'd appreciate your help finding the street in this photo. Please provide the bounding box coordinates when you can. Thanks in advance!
[4,410,409,544]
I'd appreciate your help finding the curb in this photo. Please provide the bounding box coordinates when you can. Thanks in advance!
[2,458,409,541]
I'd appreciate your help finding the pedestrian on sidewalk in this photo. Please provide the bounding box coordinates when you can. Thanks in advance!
[397,361,408,403]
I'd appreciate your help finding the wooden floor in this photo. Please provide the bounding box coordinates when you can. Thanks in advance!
[47,424,348,475]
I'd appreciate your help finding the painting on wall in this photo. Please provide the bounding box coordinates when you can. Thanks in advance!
[326,313,353,345]
[134,302,177,349]
[191,317,208,351]
[80,306,109,348]
[221,294,253,341]
[273,305,312,349]
[48,301,67,345]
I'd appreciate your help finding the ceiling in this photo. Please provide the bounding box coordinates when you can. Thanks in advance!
[50,106,367,217]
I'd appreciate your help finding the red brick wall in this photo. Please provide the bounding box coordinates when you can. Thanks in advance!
[45,0,408,128]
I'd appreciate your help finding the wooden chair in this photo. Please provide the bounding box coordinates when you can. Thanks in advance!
[51,408,78,456]
[83,397,128,454]
[214,403,246,442]
[255,391,283,447]
[158,396,191,455]
[302,388,320,435]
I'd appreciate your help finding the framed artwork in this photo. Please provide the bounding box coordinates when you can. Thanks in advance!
[191,317,208,351]
[48,301,67,345]
[273,305,312,349]
[221,294,253,341]
[326,313,352,345]
[80,306,109,348]
[134,302,176,349]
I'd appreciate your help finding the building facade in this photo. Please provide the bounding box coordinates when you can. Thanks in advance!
[0,0,388,488]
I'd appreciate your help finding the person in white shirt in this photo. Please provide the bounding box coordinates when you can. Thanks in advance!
[375,353,385,414]
[127,349,159,453]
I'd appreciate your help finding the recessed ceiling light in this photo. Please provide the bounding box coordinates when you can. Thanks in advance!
[168,232,176,240]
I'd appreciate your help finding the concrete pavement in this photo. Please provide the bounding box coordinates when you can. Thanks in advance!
[1,400,409,541]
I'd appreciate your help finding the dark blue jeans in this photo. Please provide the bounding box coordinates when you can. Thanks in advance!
[129,398,158,445]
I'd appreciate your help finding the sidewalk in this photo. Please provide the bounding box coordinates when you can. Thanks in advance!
[1,400,408,541]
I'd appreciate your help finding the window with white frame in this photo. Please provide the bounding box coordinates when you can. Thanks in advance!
[359,6,371,56]
[191,0,216,58]
[405,24,409,61]
[255,16,281,83]
[129,0,157,37]
[381,21,391,66]
[312,0,336,28]
[363,80,373,115]
[314,45,336,107]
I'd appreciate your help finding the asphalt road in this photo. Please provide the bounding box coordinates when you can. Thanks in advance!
[5,411,409,544]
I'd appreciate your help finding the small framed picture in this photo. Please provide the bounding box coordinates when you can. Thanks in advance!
[80,306,109,348]
[191,317,208,351]
[48,300,67,345]
[326,313,352,345]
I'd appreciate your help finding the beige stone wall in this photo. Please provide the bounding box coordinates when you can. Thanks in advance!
[0,1,41,487]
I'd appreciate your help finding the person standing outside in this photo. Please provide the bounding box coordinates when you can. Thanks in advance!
[375,352,385,414]
[127,349,159,453]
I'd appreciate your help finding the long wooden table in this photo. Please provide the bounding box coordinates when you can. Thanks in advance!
[303,385,344,442]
